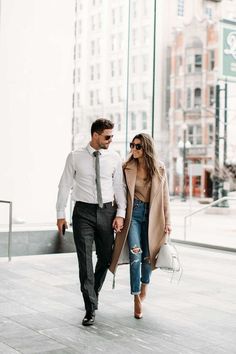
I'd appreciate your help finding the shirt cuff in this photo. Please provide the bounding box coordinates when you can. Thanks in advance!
[116,208,126,219]
[57,211,66,219]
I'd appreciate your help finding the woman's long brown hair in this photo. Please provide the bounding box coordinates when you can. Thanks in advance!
[125,133,163,181]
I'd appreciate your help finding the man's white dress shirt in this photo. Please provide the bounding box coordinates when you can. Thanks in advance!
[56,144,126,219]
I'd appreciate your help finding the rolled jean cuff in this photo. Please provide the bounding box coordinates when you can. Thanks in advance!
[131,291,141,295]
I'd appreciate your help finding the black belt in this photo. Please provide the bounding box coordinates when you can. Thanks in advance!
[76,201,114,208]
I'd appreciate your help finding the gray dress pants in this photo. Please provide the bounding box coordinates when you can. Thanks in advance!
[72,201,116,312]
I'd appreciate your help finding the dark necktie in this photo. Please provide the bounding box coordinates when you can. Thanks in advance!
[93,151,103,208]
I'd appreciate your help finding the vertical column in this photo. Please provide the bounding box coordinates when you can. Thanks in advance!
[213,84,220,202]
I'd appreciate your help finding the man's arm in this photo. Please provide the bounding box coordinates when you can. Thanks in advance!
[56,152,75,234]
[113,155,127,232]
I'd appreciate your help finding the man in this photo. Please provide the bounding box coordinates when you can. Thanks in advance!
[56,118,126,326]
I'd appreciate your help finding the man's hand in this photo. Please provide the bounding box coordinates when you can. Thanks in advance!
[112,217,124,233]
[57,218,68,236]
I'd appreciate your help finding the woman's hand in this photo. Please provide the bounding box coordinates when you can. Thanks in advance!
[164,224,172,234]
[112,217,124,233]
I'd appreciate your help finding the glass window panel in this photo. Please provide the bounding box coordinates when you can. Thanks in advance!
[131,112,136,130]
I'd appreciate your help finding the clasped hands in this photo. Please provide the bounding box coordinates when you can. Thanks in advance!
[112,216,124,233]
[57,217,124,235]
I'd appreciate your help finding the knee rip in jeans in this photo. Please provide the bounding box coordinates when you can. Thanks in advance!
[130,246,142,254]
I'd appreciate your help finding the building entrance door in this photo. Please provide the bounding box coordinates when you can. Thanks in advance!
[205,170,213,197]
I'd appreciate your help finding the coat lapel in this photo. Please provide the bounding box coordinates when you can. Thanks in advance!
[124,160,137,199]
[150,168,164,207]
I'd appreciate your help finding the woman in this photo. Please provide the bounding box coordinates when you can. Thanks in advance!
[109,133,171,319]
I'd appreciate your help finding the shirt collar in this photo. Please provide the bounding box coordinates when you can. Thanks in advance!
[86,143,105,156]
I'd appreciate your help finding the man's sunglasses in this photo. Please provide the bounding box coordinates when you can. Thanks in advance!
[99,134,114,140]
[130,143,143,150]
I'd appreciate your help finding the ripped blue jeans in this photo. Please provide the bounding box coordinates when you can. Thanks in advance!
[128,199,152,295]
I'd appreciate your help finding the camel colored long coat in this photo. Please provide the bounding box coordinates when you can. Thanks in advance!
[109,159,171,274]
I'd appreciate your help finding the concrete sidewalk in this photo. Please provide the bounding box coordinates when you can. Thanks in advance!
[0,245,236,353]
[169,197,236,250]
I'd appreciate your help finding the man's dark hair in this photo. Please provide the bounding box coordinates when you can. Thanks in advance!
[91,118,114,136]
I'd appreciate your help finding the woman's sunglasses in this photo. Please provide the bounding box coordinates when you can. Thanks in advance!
[130,143,143,150]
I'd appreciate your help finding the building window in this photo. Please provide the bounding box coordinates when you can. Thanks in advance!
[90,66,94,80]
[91,41,95,55]
[91,16,95,31]
[176,89,181,109]
[96,90,101,105]
[132,1,137,18]
[194,88,201,108]
[111,35,115,51]
[176,55,183,75]
[143,1,148,16]
[131,112,136,130]
[117,86,122,102]
[78,20,82,34]
[118,33,123,50]
[208,124,214,144]
[131,83,137,101]
[112,8,116,25]
[142,111,147,129]
[142,82,148,99]
[78,44,81,58]
[177,0,184,17]
[116,113,121,131]
[208,49,215,71]
[186,88,191,109]
[118,59,122,76]
[90,91,94,106]
[98,13,102,29]
[188,125,202,145]
[110,88,114,104]
[77,92,80,107]
[132,29,137,47]
[143,26,149,45]
[96,64,100,80]
[142,55,148,72]
[205,6,212,20]
[195,54,202,72]
[111,61,115,77]
[119,6,123,23]
[187,63,192,73]
[132,56,137,74]
[186,55,193,73]
[209,86,215,106]
[97,39,100,55]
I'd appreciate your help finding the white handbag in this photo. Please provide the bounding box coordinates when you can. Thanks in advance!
[155,235,182,280]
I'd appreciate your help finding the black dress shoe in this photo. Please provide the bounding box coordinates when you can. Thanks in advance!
[82,311,95,326]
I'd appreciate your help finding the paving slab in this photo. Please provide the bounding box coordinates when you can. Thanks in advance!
[0,246,235,353]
